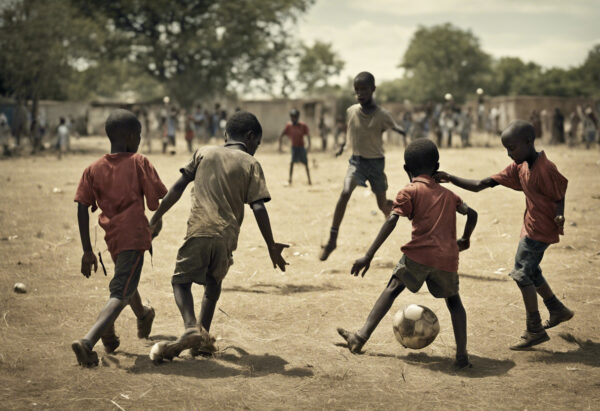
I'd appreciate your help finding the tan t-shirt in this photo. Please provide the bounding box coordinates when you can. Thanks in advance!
[346,104,396,158]
[180,145,271,252]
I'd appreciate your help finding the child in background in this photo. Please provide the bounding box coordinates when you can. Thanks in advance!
[279,108,312,185]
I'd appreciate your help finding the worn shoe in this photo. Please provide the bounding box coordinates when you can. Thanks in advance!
[319,242,336,261]
[150,327,216,365]
[510,330,550,350]
[543,307,574,329]
[137,306,155,339]
[337,328,366,353]
[454,354,472,370]
[72,340,99,367]
[101,333,120,354]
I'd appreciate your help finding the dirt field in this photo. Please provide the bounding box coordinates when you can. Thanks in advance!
[1,137,599,410]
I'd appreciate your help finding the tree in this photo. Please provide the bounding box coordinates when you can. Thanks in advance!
[486,57,542,96]
[296,40,344,93]
[399,23,491,103]
[580,44,600,98]
[72,0,315,107]
[0,0,100,136]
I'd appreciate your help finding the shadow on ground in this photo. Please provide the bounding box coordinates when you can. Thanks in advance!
[223,282,340,295]
[116,345,313,379]
[529,333,600,368]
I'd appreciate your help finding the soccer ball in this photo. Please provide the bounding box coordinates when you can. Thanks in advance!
[392,304,440,349]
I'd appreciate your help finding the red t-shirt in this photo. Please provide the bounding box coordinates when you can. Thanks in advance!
[283,122,309,147]
[392,175,464,273]
[491,151,567,244]
[74,153,168,261]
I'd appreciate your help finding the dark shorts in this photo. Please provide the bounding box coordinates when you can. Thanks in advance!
[109,250,144,300]
[345,155,388,193]
[172,236,233,285]
[392,255,459,298]
[291,146,308,164]
[510,236,549,287]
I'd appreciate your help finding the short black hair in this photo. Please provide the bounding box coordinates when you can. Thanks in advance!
[105,109,141,143]
[226,111,262,140]
[404,139,439,172]
[290,108,299,116]
[354,71,375,87]
[501,120,536,142]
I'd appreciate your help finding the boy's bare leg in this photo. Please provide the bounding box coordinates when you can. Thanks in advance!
[81,297,128,349]
[198,275,222,333]
[536,281,574,328]
[511,284,549,350]
[375,191,393,217]
[288,162,294,184]
[304,163,312,185]
[129,289,145,317]
[338,276,405,353]
[173,282,196,329]
[445,294,470,368]
[320,179,357,260]
[129,289,155,338]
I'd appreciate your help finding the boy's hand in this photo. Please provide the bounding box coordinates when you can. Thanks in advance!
[150,218,163,239]
[554,215,565,235]
[335,143,345,157]
[434,171,451,183]
[81,251,98,278]
[457,237,470,251]
[351,255,372,277]
[268,243,289,271]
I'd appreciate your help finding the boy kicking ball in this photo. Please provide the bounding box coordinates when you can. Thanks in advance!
[435,120,574,350]
[149,111,289,362]
[338,139,478,369]
[72,109,167,367]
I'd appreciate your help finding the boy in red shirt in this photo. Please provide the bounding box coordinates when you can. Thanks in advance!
[72,109,167,367]
[279,108,312,185]
[435,120,573,350]
[338,139,478,369]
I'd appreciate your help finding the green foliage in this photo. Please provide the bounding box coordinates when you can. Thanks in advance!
[72,0,315,106]
[376,79,411,103]
[297,40,345,93]
[399,23,491,103]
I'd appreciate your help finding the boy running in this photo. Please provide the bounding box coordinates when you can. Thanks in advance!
[72,109,167,367]
[279,108,312,185]
[435,120,573,350]
[320,72,405,260]
[337,139,478,369]
[149,111,288,362]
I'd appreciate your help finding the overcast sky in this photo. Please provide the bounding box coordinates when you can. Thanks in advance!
[297,0,600,84]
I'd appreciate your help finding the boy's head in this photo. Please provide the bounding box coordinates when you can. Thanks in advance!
[289,108,300,124]
[59,117,66,125]
[500,120,536,164]
[105,109,141,153]
[353,71,375,106]
[403,139,439,178]
[225,111,262,155]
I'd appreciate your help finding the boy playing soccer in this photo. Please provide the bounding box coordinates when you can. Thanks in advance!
[435,120,573,350]
[338,139,478,369]
[320,72,405,261]
[72,109,167,367]
[279,108,312,185]
[149,111,289,361]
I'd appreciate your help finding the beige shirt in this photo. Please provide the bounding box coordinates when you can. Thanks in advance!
[181,145,271,252]
[346,104,396,158]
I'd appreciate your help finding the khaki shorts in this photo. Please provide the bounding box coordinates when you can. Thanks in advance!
[392,255,459,298]
[172,236,233,285]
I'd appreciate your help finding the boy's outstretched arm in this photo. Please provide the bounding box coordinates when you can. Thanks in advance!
[435,171,498,192]
[149,174,193,237]
[77,202,97,278]
[250,200,289,271]
[351,214,399,277]
[306,132,311,151]
[457,204,478,251]
[391,125,406,136]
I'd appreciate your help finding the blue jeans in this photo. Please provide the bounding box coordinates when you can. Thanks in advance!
[509,236,549,287]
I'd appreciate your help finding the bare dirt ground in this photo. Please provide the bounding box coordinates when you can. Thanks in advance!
[1,136,599,410]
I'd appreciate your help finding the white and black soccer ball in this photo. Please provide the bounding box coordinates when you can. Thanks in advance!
[393,304,440,349]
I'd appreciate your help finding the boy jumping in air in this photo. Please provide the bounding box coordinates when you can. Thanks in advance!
[149,111,289,362]
[320,71,405,261]
[337,139,478,369]
[72,109,167,367]
[279,108,312,185]
[435,120,573,350]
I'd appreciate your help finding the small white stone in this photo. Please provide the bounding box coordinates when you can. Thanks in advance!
[13,282,26,293]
